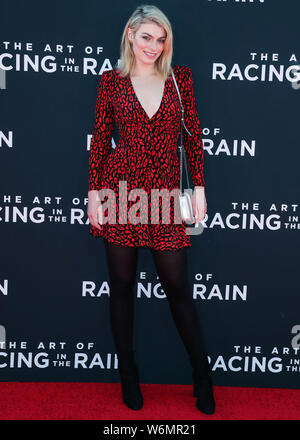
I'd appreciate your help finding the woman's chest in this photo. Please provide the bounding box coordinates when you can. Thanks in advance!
[110,74,181,130]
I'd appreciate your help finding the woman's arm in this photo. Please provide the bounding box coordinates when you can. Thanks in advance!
[88,70,114,191]
[181,66,205,188]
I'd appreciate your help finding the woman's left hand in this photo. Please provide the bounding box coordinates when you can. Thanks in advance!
[192,187,207,223]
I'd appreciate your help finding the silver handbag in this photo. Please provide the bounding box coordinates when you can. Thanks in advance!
[171,68,195,225]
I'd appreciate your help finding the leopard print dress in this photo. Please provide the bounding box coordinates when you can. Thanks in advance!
[88,65,205,250]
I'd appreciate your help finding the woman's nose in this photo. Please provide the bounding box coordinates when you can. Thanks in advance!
[149,41,158,52]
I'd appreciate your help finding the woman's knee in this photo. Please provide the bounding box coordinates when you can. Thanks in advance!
[109,269,136,293]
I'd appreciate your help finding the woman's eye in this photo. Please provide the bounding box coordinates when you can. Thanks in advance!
[142,36,165,43]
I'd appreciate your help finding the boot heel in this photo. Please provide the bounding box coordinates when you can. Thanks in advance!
[190,354,216,414]
[194,377,215,414]
[120,373,143,410]
[118,356,143,411]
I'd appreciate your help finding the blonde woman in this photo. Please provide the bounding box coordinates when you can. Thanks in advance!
[87,4,215,414]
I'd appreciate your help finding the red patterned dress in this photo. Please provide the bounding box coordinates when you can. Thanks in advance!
[88,64,205,250]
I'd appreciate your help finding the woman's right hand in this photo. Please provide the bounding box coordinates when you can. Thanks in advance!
[87,190,103,230]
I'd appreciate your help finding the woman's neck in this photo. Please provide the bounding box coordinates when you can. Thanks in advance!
[131,61,157,78]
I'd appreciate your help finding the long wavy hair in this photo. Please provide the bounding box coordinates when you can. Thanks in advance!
[115,4,173,81]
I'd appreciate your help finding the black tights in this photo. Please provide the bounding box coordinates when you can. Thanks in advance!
[103,238,207,368]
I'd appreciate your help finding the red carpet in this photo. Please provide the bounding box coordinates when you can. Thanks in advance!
[0,382,299,420]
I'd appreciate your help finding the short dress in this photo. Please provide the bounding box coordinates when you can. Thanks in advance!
[88,64,205,250]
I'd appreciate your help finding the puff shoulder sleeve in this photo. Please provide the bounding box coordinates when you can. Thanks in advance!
[88,70,114,191]
[181,67,205,187]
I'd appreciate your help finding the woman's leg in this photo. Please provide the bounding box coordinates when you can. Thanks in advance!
[103,238,143,410]
[150,246,207,364]
[103,239,139,369]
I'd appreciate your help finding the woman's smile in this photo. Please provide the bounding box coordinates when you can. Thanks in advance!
[144,51,157,58]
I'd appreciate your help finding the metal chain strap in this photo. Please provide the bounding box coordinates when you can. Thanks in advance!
[171,68,192,194]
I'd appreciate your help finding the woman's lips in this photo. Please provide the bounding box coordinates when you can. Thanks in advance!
[144,51,156,58]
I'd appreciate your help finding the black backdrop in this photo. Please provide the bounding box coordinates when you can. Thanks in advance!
[1,0,299,389]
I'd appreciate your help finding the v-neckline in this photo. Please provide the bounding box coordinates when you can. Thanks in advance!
[128,74,168,121]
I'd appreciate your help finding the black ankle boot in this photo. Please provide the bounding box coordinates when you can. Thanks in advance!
[190,354,215,415]
[118,350,143,411]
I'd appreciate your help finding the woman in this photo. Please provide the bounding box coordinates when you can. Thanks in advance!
[87,5,215,414]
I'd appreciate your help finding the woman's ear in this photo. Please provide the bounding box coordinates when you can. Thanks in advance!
[127,28,133,43]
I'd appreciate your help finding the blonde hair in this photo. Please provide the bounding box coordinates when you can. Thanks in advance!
[115,4,173,81]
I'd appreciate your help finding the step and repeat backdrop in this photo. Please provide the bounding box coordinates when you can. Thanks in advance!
[0,0,299,389]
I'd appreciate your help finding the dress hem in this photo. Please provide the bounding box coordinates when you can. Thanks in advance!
[89,229,192,251]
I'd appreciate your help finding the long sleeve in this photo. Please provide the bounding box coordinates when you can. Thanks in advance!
[181,67,205,187]
[88,70,114,191]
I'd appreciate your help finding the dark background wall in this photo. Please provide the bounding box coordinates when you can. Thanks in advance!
[0,0,299,388]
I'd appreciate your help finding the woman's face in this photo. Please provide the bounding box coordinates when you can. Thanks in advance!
[128,22,167,66]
